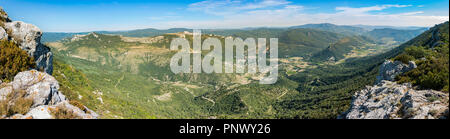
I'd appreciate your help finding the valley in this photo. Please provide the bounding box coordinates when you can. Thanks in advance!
[44,23,424,119]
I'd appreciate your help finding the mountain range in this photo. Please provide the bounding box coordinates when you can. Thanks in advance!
[41,23,427,45]
[1,6,448,119]
[40,21,448,119]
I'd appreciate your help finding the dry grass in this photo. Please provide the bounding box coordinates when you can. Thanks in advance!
[0,99,8,117]
[49,105,81,119]
[0,82,8,88]
[69,100,90,114]
[0,89,34,117]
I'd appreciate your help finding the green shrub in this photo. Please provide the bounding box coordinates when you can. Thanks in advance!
[404,46,430,59]
[397,46,449,92]
[393,53,414,64]
[0,40,35,82]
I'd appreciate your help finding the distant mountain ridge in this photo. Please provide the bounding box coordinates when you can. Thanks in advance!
[352,25,429,31]
[41,23,427,44]
[290,23,367,36]
[365,28,428,44]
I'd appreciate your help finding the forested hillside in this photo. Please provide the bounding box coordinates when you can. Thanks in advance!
[395,21,449,92]
[290,23,367,36]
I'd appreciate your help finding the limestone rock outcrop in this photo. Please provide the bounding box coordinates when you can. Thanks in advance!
[376,60,417,84]
[344,81,448,119]
[0,70,98,119]
[0,8,53,75]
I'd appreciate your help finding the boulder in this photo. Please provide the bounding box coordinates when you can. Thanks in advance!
[0,70,98,119]
[11,70,64,107]
[5,21,42,55]
[4,21,53,74]
[55,101,99,119]
[376,60,417,84]
[24,105,53,119]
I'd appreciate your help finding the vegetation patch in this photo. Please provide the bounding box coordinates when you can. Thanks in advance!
[49,105,81,119]
[396,22,449,92]
[69,100,89,114]
[0,40,35,82]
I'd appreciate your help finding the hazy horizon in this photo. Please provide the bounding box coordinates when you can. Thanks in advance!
[1,0,449,32]
[39,22,438,33]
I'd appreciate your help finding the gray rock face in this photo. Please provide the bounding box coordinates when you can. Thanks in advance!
[0,27,7,40]
[0,70,98,119]
[11,70,64,107]
[344,81,449,119]
[5,21,42,56]
[2,19,53,74]
[376,60,417,84]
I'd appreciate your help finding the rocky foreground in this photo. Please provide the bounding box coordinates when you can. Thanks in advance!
[342,60,449,119]
[1,7,97,119]
[0,70,98,119]
[344,80,448,119]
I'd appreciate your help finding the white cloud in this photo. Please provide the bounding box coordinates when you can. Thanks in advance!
[335,4,412,15]
[151,1,448,29]
[188,0,291,15]
[398,11,424,16]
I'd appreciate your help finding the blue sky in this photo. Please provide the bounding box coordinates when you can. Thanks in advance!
[1,0,448,32]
